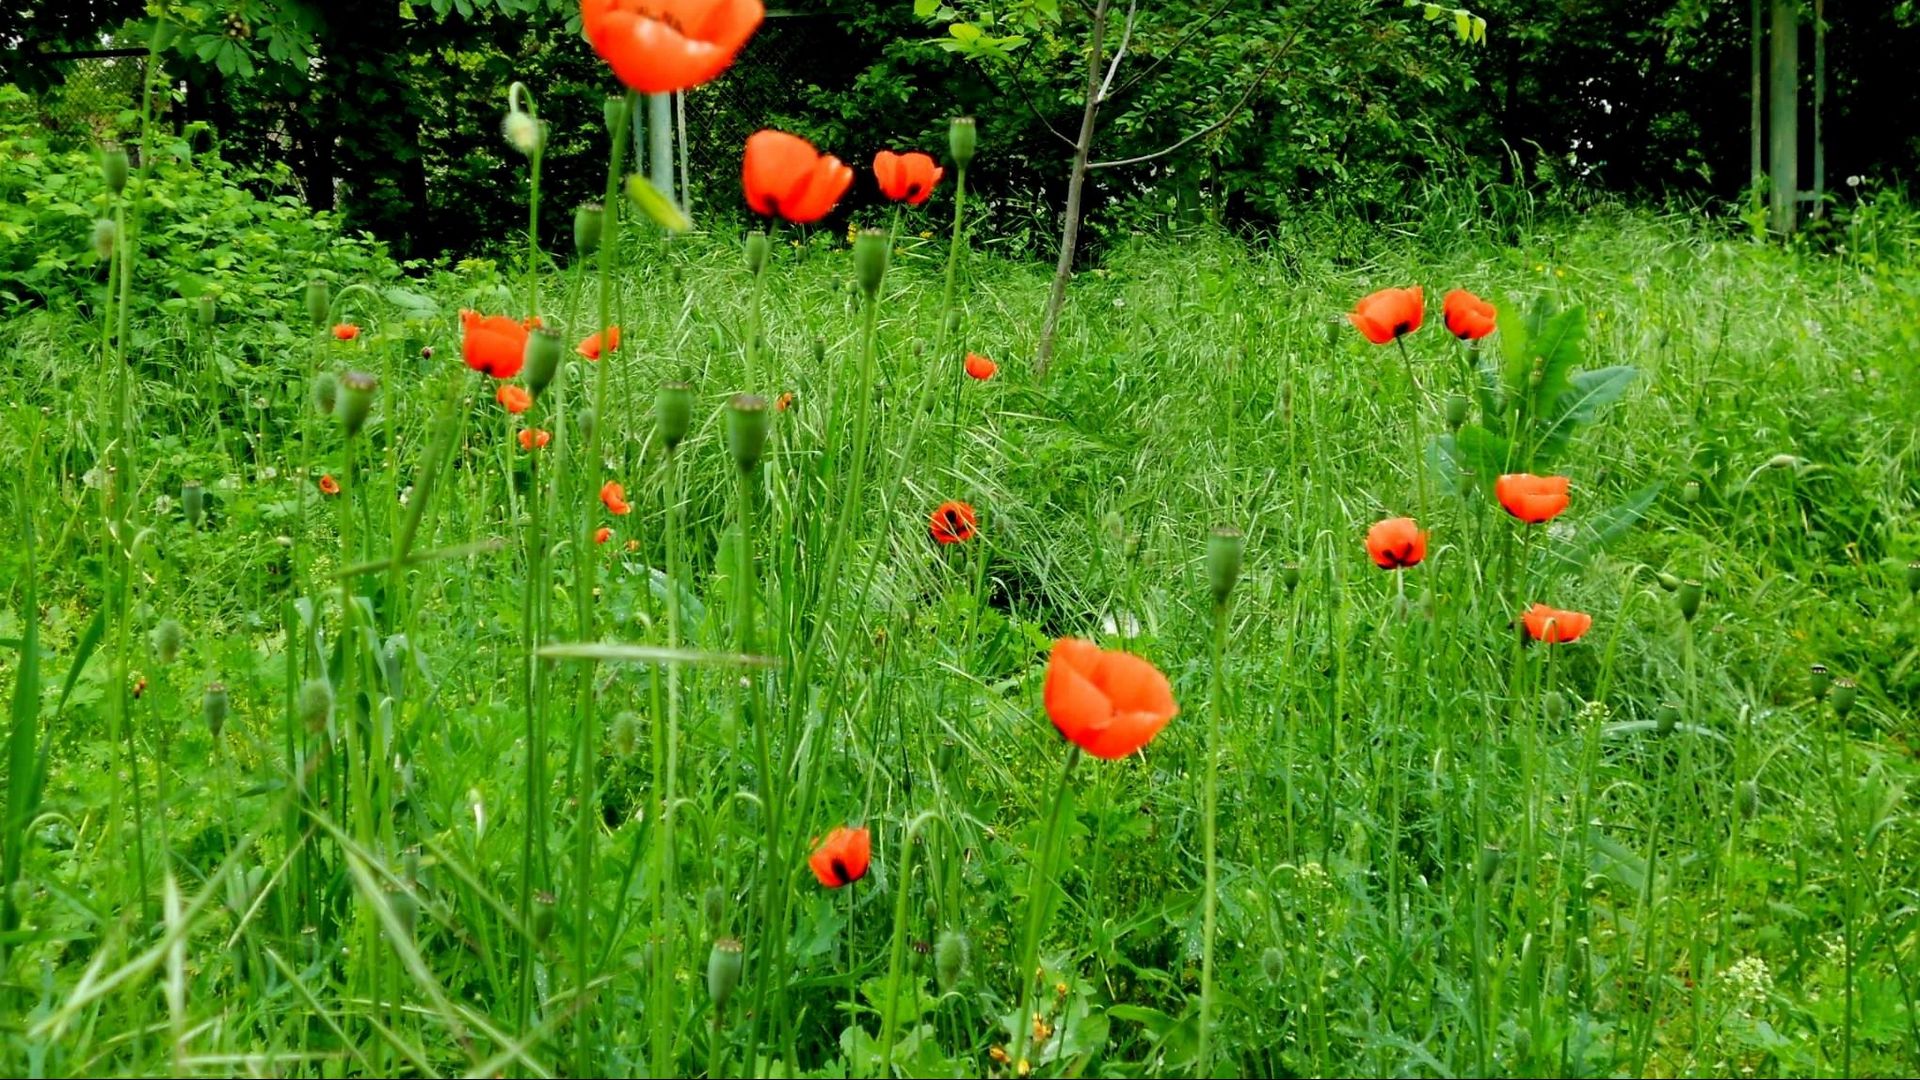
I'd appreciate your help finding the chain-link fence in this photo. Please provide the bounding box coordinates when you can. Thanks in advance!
[13,50,153,147]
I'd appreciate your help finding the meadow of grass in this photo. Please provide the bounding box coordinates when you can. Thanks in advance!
[3,120,1920,1079]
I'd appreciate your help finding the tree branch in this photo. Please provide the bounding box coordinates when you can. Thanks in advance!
[1086,42,1284,170]
[1095,0,1139,104]
[1106,0,1237,103]
[1001,47,1080,150]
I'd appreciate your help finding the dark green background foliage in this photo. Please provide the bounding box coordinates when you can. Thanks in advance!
[2,0,1917,260]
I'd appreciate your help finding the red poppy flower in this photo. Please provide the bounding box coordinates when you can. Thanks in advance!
[601,480,631,516]
[318,474,341,495]
[964,353,997,381]
[775,391,794,412]
[497,384,532,414]
[595,526,614,545]
[808,825,871,888]
[743,130,853,224]
[1043,638,1179,760]
[929,500,977,544]
[1443,289,1496,340]
[576,326,621,360]
[1366,517,1427,569]
[332,323,361,341]
[462,310,531,379]
[1348,286,1425,345]
[518,427,551,451]
[1522,603,1592,644]
[580,0,764,94]
[1495,473,1570,524]
[873,150,944,206]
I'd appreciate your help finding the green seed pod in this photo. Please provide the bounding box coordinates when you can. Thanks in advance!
[745,230,770,276]
[202,682,230,739]
[1477,845,1505,884]
[704,885,726,932]
[603,96,625,137]
[337,370,377,436]
[812,337,826,367]
[708,937,744,1009]
[1654,701,1681,737]
[102,143,130,195]
[1260,945,1286,986]
[948,116,977,171]
[522,327,564,398]
[1541,689,1568,724]
[574,203,604,256]
[1810,663,1831,702]
[724,394,770,473]
[196,294,217,328]
[1681,480,1701,505]
[657,381,694,451]
[311,370,340,416]
[150,618,185,666]
[403,845,423,885]
[298,678,334,733]
[91,218,118,259]
[1443,393,1470,431]
[181,480,205,528]
[1279,563,1302,591]
[934,929,970,992]
[533,891,556,943]
[935,738,957,774]
[1736,780,1760,820]
[1675,580,1703,622]
[382,635,409,700]
[852,229,890,298]
[922,896,940,925]
[1206,526,1244,608]
[1906,561,1920,594]
[304,279,331,328]
[1830,678,1858,721]
[945,310,961,338]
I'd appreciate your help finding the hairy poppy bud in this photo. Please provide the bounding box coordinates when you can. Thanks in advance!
[196,294,217,328]
[935,929,970,992]
[1655,571,1681,592]
[1206,526,1244,608]
[708,938,744,1009]
[1810,663,1831,702]
[724,394,770,473]
[202,682,229,739]
[298,678,334,733]
[1675,580,1703,622]
[1654,701,1681,737]
[610,711,640,757]
[1682,480,1701,505]
[502,109,543,157]
[945,310,961,338]
[1444,394,1470,431]
[923,896,939,923]
[1736,780,1760,820]
[304,279,331,328]
[522,327,564,398]
[704,885,726,932]
[337,371,377,436]
[91,218,118,259]
[1830,678,1858,721]
[1542,689,1567,724]
[1260,946,1285,985]
[102,143,130,195]
[657,382,694,451]
[745,230,769,275]
[182,480,205,528]
[151,618,185,665]
[533,891,556,943]
[311,371,339,416]
[948,116,976,171]
[574,203,604,256]
[852,228,889,298]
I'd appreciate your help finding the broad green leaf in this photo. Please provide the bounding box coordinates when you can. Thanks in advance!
[914,0,939,17]
[1534,364,1637,462]
[625,175,691,233]
[1454,9,1473,40]
[1543,481,1663,571]
[1451,423,1512,485]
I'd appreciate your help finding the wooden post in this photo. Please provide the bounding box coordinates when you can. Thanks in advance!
[1767,0,1799,236]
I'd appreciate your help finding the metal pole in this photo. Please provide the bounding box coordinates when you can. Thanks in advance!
[648,92,674,204]
[1767,0,1799,236]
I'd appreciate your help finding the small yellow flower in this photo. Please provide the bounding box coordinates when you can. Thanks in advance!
[989,1046,1010,1064]
[845,221,859,245]
[1554,268,1565,278]
[1533,263,1545,272]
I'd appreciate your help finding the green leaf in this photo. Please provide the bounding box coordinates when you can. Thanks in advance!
[1534,364,1637,462]
[625,175,691,234]
[1496,296,1586,424]
[914,0,939,17]
[1452,424,1513,486]
[1454,9,1473,39]
[1543,482,1663,571]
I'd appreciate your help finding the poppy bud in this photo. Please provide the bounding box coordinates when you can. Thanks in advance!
[852,228,890,298]
[1655,571,1681,592]
[1444,393,1470,431]
[182,480,205,528]
[1766,452,1799,470]
[923,896,939,923]
[812,337,826,367]
[1654,701,1681,737]
[522,327,564,398]
[574,203,604,255]
[305,279,331,328]
[1279,563,1302,591]
[1542,689,1567,724]
[1682,480,1701,505]
[151,618,185,665]
[298,678,334,733]
[311,371,340,416]
[1830,678,1858,721]
[574,406,596,445]
[502,109,543,157]
[948,116,976,171]
[945,310,961,337]
[935,929,970,992]
[745,230,770,275]
[657,382,694,451]
[708,937,744,1009]
[724,394,770,473]
[1206,526,1244,608]
[703,885,726,932]
[610,711,640,757]
[102,143,130,195]
[1906,561,1920,594]
[337,370,377,436]
[1675,580,1703,622]
[1260,946,1285,986]
[196,294,217,328]
[1736,780,1760,820]
[203,682,229,739]
[91,218,118,259]
[1810,663,1831,701]
[533,891,556,942]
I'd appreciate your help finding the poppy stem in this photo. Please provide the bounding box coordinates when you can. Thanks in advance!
[745,223,771,392]
[1013,745,1081,1072]
[1200,592,1230,1075]
[1395,335,1431,524]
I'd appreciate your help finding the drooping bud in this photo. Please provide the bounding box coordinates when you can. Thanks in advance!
[1810,663,1831,702]
[91,218,118,259]
[657,382,694,451]
[703,885,726,932]
[724,394,770,473]
[1654,701,1681,737]
[1542,690,1568,724]
[708,938,744,1009]
[304,279,331,328]
[202,682,230,738]
[1443,393,1470,431]
[1260,946,1286,986]
[1655,571,1682,592]
[311,371,340,416]
[196,294,217,328]
[1206,526,1244,608]
[948,116,977,171]
[745,230,770,276]
[298,678,334,733]
[1675,580,1703,622]
[502,109,543,157]
[522,327,564,398]
[102,143,130,195]
[934,929,970,992]
[1830,678,1858,721]
[150,618,185,665]
[337,370,377,436]
[574,203,604,256]
[852,228,890,298]
[181,480,205,528]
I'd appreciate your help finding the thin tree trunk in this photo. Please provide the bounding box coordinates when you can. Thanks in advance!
[1767,0,1799,236]
[1749,0,1763,198]
[1035,0,1112,378]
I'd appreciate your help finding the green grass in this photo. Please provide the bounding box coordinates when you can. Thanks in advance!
[3,199,1920,1078]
